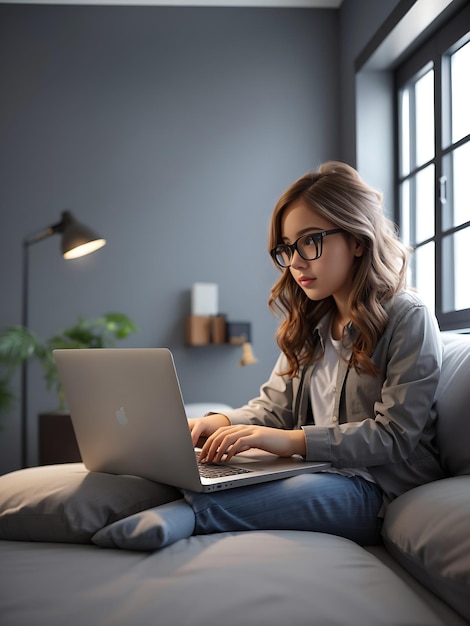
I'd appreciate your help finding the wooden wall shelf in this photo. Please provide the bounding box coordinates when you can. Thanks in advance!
[185,316,251,347]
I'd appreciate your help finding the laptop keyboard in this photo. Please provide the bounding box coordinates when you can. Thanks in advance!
[196,452,252,478]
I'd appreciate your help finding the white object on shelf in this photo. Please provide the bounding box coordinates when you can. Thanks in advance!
[191,283,218,316]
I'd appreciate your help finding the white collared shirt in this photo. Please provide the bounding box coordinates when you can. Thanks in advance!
[310,315,376,483]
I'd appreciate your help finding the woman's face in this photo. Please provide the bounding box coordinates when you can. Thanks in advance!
[280,198,363,305]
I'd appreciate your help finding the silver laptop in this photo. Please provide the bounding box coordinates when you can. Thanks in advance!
[53,348,330,492]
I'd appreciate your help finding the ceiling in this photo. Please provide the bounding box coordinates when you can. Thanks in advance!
[0,0,343,7]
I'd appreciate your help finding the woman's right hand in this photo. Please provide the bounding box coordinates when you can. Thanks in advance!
[188,413,231,447]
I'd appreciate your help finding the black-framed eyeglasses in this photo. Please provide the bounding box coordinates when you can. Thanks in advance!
[270,228,345,268]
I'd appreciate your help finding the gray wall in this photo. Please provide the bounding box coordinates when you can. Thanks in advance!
[0,1,397,473]
[338,0,400,169]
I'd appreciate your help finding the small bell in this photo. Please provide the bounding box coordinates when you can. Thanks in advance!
[238,341,258,366]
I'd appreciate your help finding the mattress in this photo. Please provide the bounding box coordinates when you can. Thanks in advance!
[0,531,448,626]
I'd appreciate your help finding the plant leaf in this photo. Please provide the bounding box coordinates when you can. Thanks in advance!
[0,326,41,366]
[0,312,138,416]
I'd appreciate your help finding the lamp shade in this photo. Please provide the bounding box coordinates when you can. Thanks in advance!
[60,211,106,259]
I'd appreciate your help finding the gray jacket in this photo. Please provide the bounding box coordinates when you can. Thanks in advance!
[223,291,446,506]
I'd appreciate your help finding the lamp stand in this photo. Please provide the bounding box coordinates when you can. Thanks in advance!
[19,212,105,468]
[20,241,30,467]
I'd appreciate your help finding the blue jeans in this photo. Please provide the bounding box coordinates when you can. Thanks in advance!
[183,472,384,545]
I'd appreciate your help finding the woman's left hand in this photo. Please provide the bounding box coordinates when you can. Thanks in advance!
[198,424,306,463]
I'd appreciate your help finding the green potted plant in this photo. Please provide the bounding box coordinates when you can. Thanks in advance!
[0,312,138,416]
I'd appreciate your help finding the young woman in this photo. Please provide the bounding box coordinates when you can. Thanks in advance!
[158,161,445,547]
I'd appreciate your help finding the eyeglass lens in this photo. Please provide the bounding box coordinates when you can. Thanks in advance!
[276,233,321,267]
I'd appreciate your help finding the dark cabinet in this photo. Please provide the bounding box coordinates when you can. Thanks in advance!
[39,412,82,465]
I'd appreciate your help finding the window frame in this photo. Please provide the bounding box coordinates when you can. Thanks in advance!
[394,5,470,332]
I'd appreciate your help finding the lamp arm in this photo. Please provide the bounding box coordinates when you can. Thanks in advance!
[23,216,65,248]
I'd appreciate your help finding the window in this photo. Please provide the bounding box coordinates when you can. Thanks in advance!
[396,6,470,331]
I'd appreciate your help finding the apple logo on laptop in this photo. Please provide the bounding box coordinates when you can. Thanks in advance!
[115,406,129,425]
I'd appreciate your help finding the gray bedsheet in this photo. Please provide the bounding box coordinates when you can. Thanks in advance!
[0,531,446,626]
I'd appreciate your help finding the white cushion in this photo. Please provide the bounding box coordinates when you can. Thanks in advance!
[185,402,232,418]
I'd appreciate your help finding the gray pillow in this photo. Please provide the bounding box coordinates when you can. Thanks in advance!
[436,334,470,476]
[382,475,470,622]
[92,499,195,550]
[0,463,180,544]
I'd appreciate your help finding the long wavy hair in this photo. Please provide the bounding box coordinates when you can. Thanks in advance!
[268,161,410,378]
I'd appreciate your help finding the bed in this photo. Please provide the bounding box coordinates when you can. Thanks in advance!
[1,374,470,626]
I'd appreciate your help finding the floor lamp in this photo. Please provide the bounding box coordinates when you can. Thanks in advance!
[21,210,106,467]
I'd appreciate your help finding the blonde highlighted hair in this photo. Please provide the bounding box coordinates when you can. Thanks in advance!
[268,161,410,378]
